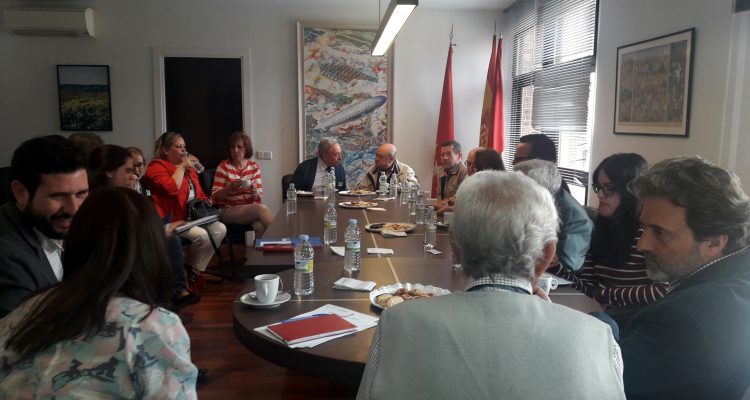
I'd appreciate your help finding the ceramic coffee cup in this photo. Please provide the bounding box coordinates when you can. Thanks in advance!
[537,276,559,294]
[255,274,283,304]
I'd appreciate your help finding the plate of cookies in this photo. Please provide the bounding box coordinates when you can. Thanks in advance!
[370,283,451,309]
[339,201,378,209]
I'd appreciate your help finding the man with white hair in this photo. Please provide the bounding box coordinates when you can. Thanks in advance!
[290,137,346,192]
[357,171,624,400]
[358,143,418,191]
[515,159,592,271]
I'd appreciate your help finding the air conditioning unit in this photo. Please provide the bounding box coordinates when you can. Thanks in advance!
[2,8,95,37]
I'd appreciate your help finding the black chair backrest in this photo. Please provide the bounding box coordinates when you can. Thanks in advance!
[198,168,216,196]
[281,174,293,201]
[0,166,12,204]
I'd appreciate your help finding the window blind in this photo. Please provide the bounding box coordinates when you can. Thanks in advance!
[503,0,598,204]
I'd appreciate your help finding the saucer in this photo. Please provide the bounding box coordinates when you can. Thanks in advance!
[239,291,291,308]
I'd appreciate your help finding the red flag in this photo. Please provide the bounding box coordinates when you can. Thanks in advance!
[431,44,455,198]
[479,36,505,153]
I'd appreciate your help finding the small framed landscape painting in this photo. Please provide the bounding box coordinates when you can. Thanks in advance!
[57,65,113,131]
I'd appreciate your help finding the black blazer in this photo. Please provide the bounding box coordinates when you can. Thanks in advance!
[0,202,58,318]
[290,157,346,192]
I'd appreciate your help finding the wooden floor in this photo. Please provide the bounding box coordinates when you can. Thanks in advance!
[180,252,358,399]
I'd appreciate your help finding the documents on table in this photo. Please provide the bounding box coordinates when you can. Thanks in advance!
[266,314,357,345]
[425,249,442,255]
[366,207,387,211]
[367,248,394,255]
[255,304,379,348]
[333,277,376,292]
[330,246,345,256]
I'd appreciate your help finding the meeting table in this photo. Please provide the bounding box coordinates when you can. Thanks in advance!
[233,191,601,386]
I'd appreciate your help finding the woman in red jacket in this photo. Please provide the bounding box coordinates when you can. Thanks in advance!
[144,131,226,286]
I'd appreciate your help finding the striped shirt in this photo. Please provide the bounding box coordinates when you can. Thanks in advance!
[212,159,263,206]
[547,230,667,307]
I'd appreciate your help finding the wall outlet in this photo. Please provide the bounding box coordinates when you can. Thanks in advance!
[256,151,272,160]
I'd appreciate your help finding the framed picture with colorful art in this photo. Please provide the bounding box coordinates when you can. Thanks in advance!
[297,22,394,187]
[614,28,694,137]
[57,65,113,131]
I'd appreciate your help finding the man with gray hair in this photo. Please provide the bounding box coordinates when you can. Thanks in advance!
[290,137,346,192]
[620,156,750,399]
[358,143,418,191]
[357,171,624,399]
[515,159,592,271]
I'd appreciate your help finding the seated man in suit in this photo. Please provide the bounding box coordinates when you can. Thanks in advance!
[358,143,417,191]
[0,135,89,318]
[290,137,346,192]
[621,156,750,399]
[357,171,625,400]
[515,159,592,271]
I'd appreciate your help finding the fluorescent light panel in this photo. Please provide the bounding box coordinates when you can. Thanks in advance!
[371,0,418,56]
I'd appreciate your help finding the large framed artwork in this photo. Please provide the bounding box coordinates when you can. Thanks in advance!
[614,28,694,137]
[297,22,393,187]
[57,65,113,131]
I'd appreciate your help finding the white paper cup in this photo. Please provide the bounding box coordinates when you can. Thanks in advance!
[443,211,455,225]
[254,274,283,304]
[245,230,255,247]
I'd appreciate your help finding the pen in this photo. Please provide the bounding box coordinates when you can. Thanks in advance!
[280,313,329,324]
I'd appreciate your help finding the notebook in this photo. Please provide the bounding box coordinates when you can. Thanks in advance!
[255,237,323,252]
[266,313,357,345]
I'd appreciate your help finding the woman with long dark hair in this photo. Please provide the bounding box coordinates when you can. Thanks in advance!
[548,153,667,309]
[0,188,197,398]
[88,144,138,191]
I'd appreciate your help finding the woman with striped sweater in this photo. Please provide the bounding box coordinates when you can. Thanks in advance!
[548,153,667,312]
[211,132,273,237]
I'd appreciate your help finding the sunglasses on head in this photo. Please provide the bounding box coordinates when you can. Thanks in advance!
[591,182,617,197]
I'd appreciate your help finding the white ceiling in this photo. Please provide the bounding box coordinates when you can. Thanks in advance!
[242,0,514,11]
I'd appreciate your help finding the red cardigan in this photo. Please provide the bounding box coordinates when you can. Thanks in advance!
[143,158,207,220]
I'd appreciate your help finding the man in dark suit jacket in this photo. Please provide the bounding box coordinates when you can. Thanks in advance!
[0,135,89,318]
[291,137,346,192]
[621,156,750,399]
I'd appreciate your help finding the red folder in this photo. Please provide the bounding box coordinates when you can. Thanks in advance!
[266,314,357,345]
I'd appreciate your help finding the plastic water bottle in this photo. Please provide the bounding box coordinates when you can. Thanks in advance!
[187,153,205,174]
[415,191,427,226]
[408,185,418,223]
[323,202,337,245]
[344,219,361,272]
[424,206,437,251]
[294,234,314,295]
[389,174,399,199]
[324,170,335,201]
[378,172,388,197]
[400,181,410,205]
[286,183,297,215]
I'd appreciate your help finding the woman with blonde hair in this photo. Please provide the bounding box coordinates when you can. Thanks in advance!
[143,131,226,289]
[211,132,273,237]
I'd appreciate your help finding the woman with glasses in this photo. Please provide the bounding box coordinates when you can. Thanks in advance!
[127,146,147,195]
[547,153,667,319]
[144,131,226,291]
[211,132,273,237]
[0,188,197,398]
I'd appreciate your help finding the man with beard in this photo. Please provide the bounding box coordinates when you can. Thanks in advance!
[622,156,750,399]
[0,135,89,318]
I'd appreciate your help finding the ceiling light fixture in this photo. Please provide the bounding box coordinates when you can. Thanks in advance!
[371,0,418,56]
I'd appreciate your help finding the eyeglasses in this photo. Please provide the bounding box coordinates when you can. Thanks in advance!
[133,162,146,168]
[591,182,617,197]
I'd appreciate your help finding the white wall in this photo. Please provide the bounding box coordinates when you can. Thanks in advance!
[590,0,750,205]
[0,0,500,212]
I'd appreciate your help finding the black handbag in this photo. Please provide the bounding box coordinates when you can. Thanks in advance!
[187,198,220,221]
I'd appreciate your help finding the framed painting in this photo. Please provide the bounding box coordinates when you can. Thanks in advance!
[57,65,113,131]
[297,22,394,187]
[614,28,694,137]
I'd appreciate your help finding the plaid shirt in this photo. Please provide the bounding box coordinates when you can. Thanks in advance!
[464,273,533,294]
